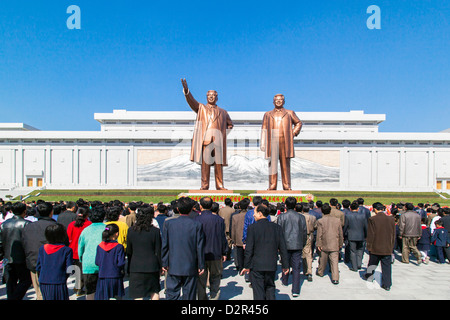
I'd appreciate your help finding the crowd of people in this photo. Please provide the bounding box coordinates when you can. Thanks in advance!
[0,195,449,300]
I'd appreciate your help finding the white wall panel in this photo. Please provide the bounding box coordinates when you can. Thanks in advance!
[405,151,429,187]
[23,149,45,177]
[50,149,73,185]
[0,150,12,186]
[377,151,401,187]
[347,151,372,187]
[435,152,450,178]
[106,149,129,186]
[78,149,101,185]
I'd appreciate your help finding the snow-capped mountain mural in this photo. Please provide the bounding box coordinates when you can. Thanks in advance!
[137,154,339,190]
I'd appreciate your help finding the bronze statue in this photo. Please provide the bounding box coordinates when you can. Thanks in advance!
[261,94,302,190]
[181,79,233,190]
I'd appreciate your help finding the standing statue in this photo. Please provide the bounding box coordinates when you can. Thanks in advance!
[261,94,302,190]
[181,79,234,190]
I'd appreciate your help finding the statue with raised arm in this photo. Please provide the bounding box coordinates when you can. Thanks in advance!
[261,94,302,190]
[181,78,234,190]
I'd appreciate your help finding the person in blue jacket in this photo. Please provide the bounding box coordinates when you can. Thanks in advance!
[36,223,73,300]
[431,219,450,264]
[417,217,432,264]
[95,223,126,300]
[162,197,205,300]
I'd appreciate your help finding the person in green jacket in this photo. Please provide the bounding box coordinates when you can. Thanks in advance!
[78,204,106,300]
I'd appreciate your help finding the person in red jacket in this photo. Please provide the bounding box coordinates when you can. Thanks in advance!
[66,207,92,296]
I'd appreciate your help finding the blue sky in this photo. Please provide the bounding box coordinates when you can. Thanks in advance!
[0,0,449,132]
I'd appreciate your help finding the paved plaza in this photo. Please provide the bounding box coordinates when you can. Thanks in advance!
[1,249,449,301]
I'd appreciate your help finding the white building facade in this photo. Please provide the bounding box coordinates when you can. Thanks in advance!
[0,109,449,193]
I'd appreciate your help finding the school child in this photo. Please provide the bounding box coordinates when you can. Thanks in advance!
[94,223,126,300]
[36,223,74,300]
[431,220,450,264]
[417,217,431,264]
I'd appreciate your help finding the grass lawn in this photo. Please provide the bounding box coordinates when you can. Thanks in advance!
[20,189,450,207]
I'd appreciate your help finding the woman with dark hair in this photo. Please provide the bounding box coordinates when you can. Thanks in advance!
[127,206,162,300]
[67,206,92,296]
[95,223,126,300]
[36,223,73,300]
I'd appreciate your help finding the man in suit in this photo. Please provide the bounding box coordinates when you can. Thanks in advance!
[276,197,307,297]
[230,198,250,274]
[162,197,205,300]
[341,199,352,263]
[194,197,228,300]
[241,204,289,300]
[296,202,316,282]
[330,198,345,227]
[357,197,371,220]
[260,94,302,190]
[218,198,234,261]
[23,202,68,300]
[242,196,266,246]
[181,79,233,190]
[399,202,422,264]
[315,203,343,285]
[0,202,32,300]
[343,201,368,271]
[56,201,78,230]
[364,202,396,291]
[329,198,345,261]
[308,200,323,258]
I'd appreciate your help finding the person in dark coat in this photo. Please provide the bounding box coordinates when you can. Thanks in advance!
[431,219,450,264]
[154,203,169,231]
[276,197,307,297]
[23,202,68,300]
[343,201,368,271]
[162,197,205,300]
[127,206,162,300]
[364,203,396,291]
[241,204,289,300]
[309,200,323,257]
[94,223,126,300]
[194,197,228,300]
[439,208,450,261]
[357,198,371,220]
[0,202,32,300]
[56,201,78,230]
[36,224,73,300]
[417,217,432,264]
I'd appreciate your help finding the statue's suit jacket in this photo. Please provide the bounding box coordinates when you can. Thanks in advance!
[260,108,302,160]
[184,91,233,166]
